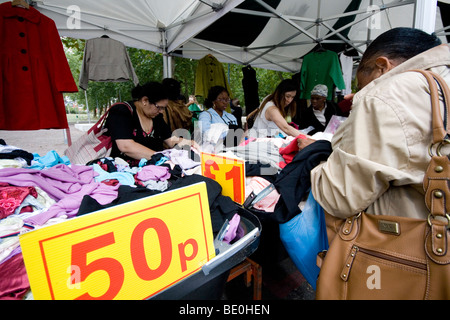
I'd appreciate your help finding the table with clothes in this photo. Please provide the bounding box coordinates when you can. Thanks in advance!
[0,124,341,299]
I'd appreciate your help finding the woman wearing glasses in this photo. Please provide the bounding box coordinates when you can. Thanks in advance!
[198,86,240,146]
[247,79,301,138]
[105,81,193,165]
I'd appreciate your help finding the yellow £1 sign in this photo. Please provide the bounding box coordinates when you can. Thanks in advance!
[19,182,215,300]
[201,152,245,204]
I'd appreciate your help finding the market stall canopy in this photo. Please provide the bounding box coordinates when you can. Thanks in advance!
[6,0,449,73]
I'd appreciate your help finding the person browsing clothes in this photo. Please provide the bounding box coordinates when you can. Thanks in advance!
[105,81,195,165]
[310,27,448,220]
[299,84,343,135]
[248,79,302,138]
[198,86,240,146]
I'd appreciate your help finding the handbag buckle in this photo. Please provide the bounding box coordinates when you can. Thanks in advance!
[428,139,450,157]
[427,213,450,228]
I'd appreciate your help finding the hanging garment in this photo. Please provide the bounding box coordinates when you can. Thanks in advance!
[194,54,232,99]
[0,2,78,130]
[79,37,139,90]
[242,65,259,115]
[339,53,354,95]
[299,50,345,100]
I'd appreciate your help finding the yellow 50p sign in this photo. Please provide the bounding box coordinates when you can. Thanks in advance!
[20,182,215,300]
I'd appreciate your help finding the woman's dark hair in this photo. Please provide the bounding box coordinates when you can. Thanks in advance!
[358,27,442,75]
[252,79,298,120]
[162,78,182,100]
[204,86,229,109]
[131,82,168,103]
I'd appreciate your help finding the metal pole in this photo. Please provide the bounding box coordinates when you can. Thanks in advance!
[84,90,91,123]
[414,0,437,34]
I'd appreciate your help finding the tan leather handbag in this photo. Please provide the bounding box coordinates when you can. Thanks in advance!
[315,70,450,300]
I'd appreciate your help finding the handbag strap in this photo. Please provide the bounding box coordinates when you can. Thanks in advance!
[411,70,450,144]
[412,70,450,259]
[89,101,134,134]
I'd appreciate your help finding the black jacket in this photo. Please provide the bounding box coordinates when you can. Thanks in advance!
[271,140,332,223]
[299,101,342,135]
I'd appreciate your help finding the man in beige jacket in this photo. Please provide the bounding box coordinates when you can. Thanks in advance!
[310,28,450,220]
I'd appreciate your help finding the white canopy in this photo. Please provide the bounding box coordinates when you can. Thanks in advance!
[4,0,449,74]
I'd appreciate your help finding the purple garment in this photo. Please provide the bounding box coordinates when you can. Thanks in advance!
[136,165,171,181]
[0,164,95,200]
[24,181,119,226]
[159,149,200,170]
[0,164,119,226]
[223,213,241,244]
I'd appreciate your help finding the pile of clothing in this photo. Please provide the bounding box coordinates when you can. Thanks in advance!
[0,142,240,299]
[0,125,340,299]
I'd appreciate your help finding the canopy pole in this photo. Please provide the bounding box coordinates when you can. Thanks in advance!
[316,0,321,39]
[84,90,91,124]
[414,0,437,34]
[167,55,173,78]
[161,29,172,79]
[163,53,169,78]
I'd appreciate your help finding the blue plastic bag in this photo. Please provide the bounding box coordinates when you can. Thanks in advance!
[279,190,329,289]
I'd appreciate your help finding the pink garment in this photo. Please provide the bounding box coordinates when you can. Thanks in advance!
[24,180,119,226]
[238,137,256,147]
[245,176,280,212]
[0,253,29,300]
[136,165,171,181]
[0,164,119,226]
[279,134,307,164]
[0,184,37,219]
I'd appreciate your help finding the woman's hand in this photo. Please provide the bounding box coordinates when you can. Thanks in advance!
[169,137,201,151]
[297,136,316,150]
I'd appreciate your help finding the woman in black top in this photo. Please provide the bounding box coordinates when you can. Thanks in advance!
[105,81,194,164]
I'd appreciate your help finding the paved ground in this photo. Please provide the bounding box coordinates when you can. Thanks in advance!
[0,123,87,156]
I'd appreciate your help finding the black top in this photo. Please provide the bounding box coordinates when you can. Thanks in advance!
[105,101,172,161]
[298,100,343,135]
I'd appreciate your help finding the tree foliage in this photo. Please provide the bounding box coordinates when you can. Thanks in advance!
[62,37,294,117]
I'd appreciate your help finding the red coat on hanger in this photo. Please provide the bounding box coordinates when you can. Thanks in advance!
[0,2,78,130]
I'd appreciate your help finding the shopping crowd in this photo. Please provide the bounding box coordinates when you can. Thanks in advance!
[0,25,449,300]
